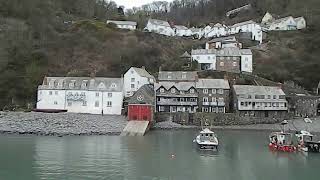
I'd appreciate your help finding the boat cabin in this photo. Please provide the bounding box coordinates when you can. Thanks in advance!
[296,130,313,142]
[269,132,293,145]
[199,128,217,142]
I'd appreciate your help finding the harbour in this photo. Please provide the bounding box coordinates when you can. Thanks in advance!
[0,130,320,180]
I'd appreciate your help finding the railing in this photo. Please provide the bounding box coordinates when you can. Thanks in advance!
[203,102,225,106]
[157,100,197,106]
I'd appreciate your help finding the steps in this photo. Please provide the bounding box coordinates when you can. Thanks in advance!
[120,121,150,136]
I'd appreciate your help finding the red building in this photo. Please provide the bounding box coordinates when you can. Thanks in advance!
[126,84,155,121]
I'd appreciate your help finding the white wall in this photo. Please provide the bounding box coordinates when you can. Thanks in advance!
[241,54,253,73]
[192,54,216,70]
[37,90,66,110]
[117,24,136,30]
[145,22,174,36]
[206,27,228,38]
[102,92,123,115]
[124,67,152,97]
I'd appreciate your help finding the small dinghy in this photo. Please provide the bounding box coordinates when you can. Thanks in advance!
[194,128,219,151]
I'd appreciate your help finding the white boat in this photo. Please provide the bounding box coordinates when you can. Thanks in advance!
[194,128,219,150]
[295,130,320,153]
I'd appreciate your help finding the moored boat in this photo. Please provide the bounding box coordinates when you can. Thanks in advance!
[268,120,296,152]
[295,130,320,153]
[194,128,219,151]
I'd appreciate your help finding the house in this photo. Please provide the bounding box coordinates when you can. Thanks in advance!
[155,81,198,113]
[191,49,217,71]
[261,12,275,25]
[37,77,124,115]
[190,27,203,39]
[216,47,241,73]
[233,85,288,118]
[205,23,228,38]
[226,4,252,17]
[180,51,192,68]
[294,17,307,30]
[196,79,230,113]
[158,71,198,82]
[205,36,242,49]
[126,84,155,121]
[240,49,253,73]
[144,19,175,36]
[229,20,263,43]
[123,67,155,97]
[107,20,137,30]
[268,16,297,31]
[174,25,192,37]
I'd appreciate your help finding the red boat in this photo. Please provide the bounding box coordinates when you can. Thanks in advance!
[269,132,296,152]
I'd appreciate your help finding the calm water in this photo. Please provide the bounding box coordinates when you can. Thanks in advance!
[0,130,319,180]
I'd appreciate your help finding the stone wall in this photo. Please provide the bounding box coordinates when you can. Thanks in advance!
[155,112,294,126]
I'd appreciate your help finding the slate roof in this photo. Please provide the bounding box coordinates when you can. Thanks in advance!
[191,49,217,55]
[216,47,241,56]
[107,20,137,26]
[231,20,257,28]
[233,85,285,96]
[155,81,196,91]
[294,17,305,22]
[207,36,237,43]
[148,19,171,27]
[132,67,154,78]
[271,16,294,24]
[196,79,230,89]
[158,71,198,81]
[127,84,155,105]
[39,77,123,92]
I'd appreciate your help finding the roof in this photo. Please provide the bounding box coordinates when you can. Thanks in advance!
[233,85,285,96]
[127,84,155,104]
[107,20,137,26]
[294,17,305,22]
[148,19,171,27]
[240,49,252,55]
[190,27,202,32]
[213,23,224,27]
[39,77,123,91]
[200,128,214,134]
[196,79,230,89]
[231,20,257,28]
[174,25,188,30]
[132,67,154,78]
[191,49,217,55]
[207,36,237,43]
[180,51,191,58]
[271,16,294,25]
[158,71,198,81]
[155,81,196,91]
[216,47,241,56]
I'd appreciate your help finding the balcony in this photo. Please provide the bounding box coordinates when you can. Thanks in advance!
[157,99,197,106]
[203,102,225,106]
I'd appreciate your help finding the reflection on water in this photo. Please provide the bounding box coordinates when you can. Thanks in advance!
[0,130,319,180]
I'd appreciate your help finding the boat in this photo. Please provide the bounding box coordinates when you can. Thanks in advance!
[268,120,296,152]
[194,128,219,150]
[295,130,320,153]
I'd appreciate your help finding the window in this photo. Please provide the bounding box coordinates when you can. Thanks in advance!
[196,56,200,60]
[212,97,217,102]
[54,101,58,105]
[167,75,172,79]
[220,62,224,66]
[180,91,185,94]
[248,95,252,99]
[241,102,244,106]
[68,102,72,106]
[182,74,187,79]
[131,84,135,89]
[96,92,99,97]
[49,91,52,95]
[171,88,176,93]
[245,57,249,61]
[131,78,135,82]
[131,70,134,74]
[207,56,210,60]
[69,82,75,88]
[204,108,209,112]
[108,93,112,97]
[218,97,224,102]
[160,88,165,93]
[203,97,208,102]
[159,106,165,112]
[212,89,216,94]
[190,89,195,93]
[83,101,87,106]
[218,89,223,94]
[95,101,99,107]
[233,62,237,67]
[233,57,237,60]
[55,91,58,95]
[273,95,277,99]
[107,101,112,107]
[203,89,208,94]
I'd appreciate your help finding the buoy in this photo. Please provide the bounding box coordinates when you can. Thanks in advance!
[171,154,175,159]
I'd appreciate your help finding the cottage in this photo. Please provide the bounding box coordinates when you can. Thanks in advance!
[158,71,198,82]
[205,23,228,38]
[294,17,307,30]
[240,49,253,73]
[205,36,242,49]
[233,85,288,118]
[155,81,198,113]
[37,77,124,115]
[123,67,155,97]
[261,12,275,25]
[268,16,297,31]
[126,84,155,121]
[190,27,203,39]
[174,25,192,37]
[196,79,230,113]
[107,20,137,30]
[226,4,252,17]
[191,49,217,71]
[229,20,263,43]
[216,47,242,73]
[144,19,175,36]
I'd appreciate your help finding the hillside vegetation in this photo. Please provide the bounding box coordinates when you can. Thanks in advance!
[0,0,320,110]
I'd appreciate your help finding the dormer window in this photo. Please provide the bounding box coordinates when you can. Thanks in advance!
[190,89,195,94]
[160,88,165,93]
[69,80,75,88]
[171,88,176,93]
[182,73,187,79]
[81,80,88,88]
[111,83,117,88]
[49,79,55,88]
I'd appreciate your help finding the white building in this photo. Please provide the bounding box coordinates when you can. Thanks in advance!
[294,17,307,30]
[123,67,155,97]
[144,19,175,36]
[233,85,288,117]
[174,25,192,37]
[205,36,242,49]
[240,49,253,73]
[37,77,124,115]
[261,12,275,25]
[229,20,263,43]
[190,27,203,39]
[205,23,228,38]
[107,20,137,30]
[191,49,217,71]
[268,16,297,31]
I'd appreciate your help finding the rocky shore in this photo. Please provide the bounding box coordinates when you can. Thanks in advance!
[0,111,127,136]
